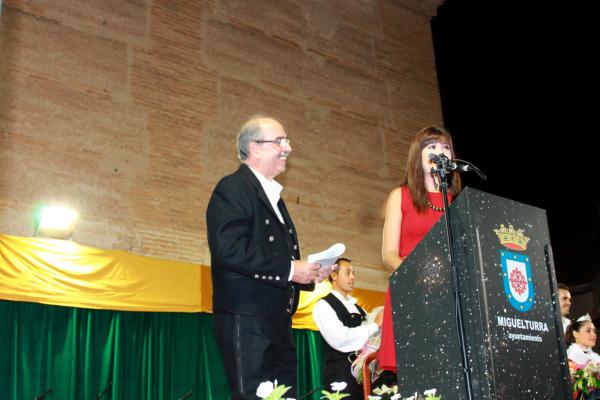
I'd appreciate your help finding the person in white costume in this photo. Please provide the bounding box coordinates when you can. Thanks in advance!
[566,314,600,369]
[312,258,383,399]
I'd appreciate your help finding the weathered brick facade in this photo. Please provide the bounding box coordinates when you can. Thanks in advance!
[0,0,444,291]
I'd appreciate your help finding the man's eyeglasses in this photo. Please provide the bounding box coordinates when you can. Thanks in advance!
[254,137,290,147]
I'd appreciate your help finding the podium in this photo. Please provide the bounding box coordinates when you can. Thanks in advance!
[390,187,571,399]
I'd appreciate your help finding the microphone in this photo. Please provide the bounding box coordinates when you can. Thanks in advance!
[428,152,443,162]
[428,154,487,180]
[33,387,54,400]
[428,153,457,170]
[178,390,193,400]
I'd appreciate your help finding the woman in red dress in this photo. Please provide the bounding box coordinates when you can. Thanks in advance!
[376,126,462,385]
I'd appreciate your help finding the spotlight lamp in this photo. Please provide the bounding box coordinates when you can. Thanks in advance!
[33,205,79,239]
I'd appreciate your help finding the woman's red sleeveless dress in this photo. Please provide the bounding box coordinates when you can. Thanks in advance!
[377,185,450,372]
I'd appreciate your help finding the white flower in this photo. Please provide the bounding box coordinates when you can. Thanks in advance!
[424,389,437,396]
[256,381,274,398]
[390,394,402,400]
[367,396,381,400]
[330,381,347,392]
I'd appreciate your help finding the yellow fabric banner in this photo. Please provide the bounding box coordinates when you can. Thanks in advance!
[0,234,209,312]
[0,234,385,330]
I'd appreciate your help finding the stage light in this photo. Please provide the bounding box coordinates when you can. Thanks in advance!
[34,205,79,239]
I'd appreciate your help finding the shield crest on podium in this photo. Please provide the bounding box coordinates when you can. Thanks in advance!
[500,250,534,312]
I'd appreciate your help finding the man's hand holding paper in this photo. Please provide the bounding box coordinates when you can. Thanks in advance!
[307,243,345,282]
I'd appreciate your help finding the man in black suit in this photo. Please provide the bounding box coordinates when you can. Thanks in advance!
[206,116,321,399]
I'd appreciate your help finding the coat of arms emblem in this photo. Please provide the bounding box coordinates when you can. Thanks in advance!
[494,224,533,312]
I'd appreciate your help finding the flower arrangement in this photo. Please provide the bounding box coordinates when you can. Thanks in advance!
[254,379,440,400]
[321,381,350,400]
[367,385,441,400]
[572,362,600,400]
[255,380,349,400]
[367,384,399,400]
[256,380,293,400]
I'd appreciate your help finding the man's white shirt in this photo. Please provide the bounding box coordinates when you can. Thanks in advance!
[247,165,284,223]
[312,290,379,353]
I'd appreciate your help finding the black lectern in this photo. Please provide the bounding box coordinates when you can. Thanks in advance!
[390,187,571,399]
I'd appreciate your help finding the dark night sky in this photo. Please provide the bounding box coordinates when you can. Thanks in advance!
[431,0,600,284]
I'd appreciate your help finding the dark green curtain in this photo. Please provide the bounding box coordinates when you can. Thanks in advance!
[294,328,325,400]
[0,300,325,400]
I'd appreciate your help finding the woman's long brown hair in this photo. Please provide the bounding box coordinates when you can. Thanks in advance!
[402,126,462,213]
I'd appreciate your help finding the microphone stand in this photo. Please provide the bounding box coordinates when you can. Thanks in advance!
[177,390,193,400]
[33,387,54,400]
[298,385,321,400]
[94,381,112,400]
[431,156,474,400]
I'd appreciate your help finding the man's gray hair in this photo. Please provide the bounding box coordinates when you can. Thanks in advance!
[237,115,269,161]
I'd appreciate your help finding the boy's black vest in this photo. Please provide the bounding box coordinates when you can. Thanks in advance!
[320,292,367,362]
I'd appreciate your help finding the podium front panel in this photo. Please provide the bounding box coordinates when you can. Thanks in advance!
[390,187,570,400]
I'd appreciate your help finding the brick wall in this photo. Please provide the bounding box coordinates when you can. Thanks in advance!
[0,0,444,292]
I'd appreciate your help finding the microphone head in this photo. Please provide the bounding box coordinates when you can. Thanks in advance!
[429,153,450,163]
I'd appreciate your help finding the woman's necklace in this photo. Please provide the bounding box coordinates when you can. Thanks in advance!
[427,200,444,212]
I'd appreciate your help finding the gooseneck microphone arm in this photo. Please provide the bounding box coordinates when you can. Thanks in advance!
[452,158,487,181]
